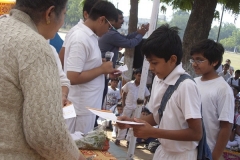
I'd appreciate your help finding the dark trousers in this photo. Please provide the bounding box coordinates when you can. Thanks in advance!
[94,78,109,127]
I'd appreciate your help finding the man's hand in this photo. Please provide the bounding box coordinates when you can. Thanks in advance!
[137,23,149,36]
[100,61,115,74]
[131,118,154,139]
[109,70,121,79]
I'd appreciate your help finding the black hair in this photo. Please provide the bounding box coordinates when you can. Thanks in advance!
[141,24,182,65]
[235,70,240,74]
[190,39,224,70]
[15,0,67,24]
[117,102,123,107]
[88,1,118,22]
[226,59,231,63]
[116,9,123,15]
[83,0,100,14]
[142,107,151,114]
[223,63,229,68]
[111,78,119,82]
[233,86,240,93]
[133,68,142,75]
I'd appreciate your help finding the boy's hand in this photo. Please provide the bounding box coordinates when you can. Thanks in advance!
[116,116,133,129]
[131,118,154,139]
[109,70,121,79]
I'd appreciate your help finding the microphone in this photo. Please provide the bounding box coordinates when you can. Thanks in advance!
[105,51,112,61]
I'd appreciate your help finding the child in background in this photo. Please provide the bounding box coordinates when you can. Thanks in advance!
[112,103,123,138]
[117,24,203,160]
[227,70,240,90]
[190,39,234,159]
[226,99,240,150]
[104,78,121,111]
[115,68,150,145]
[136,108,155,145]
[218,63,231,81]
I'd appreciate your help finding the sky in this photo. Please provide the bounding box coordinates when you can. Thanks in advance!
[109,0,240,28]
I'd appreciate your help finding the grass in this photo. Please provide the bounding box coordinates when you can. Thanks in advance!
[223,52,240,70]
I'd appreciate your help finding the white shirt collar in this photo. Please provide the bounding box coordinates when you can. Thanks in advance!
[159,63,186,85]
[77,20,98,38]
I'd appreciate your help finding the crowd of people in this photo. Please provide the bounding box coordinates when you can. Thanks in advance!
[0,0,239,160]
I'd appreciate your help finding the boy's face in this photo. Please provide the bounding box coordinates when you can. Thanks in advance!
[134,73,141,81]
[111,80,118,88]
[117,107,123,114]
[191,53,217,75]
[95,16,114,37]
[147,55,177,79]
[223,65,229,71]
[235,101,239,107]
[235,72,240,78]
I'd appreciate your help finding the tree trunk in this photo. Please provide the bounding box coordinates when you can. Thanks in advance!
[182,0,218,77]
[123,0,138,82]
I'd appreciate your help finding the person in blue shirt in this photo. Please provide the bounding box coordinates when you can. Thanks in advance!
[50,33,64,54]
[98,9,149,67]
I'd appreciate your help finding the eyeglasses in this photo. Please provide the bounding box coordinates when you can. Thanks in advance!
[105,18,114,29]
[189,59,207,65]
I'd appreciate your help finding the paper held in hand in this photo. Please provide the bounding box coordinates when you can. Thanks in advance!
[63,104,77,119]
[114,64,128,74]
[87,107,144,125]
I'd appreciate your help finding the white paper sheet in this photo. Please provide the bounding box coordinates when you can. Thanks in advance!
[63,104,77,119]
[114,64,128,74]
[87,108,144,125]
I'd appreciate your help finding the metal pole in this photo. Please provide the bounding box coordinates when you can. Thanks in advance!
[216,5,225,42]
[126,0,160,159]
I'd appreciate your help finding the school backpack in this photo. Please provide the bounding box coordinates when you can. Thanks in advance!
[147,139,160,153]
[158,74,212,160]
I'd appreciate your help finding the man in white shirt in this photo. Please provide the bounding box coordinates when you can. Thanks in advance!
[225,59,234,75]
[64,1,119,134]
[218,63,231,81]
[59,0,101,67]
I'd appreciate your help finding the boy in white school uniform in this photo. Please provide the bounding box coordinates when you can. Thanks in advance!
[64,1,119,134]
[115,68,150,145]
[190,39,234,160]
[104,78,121,111]
[117,24,203,160]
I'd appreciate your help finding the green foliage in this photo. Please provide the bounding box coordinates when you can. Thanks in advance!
[64,0,83,27]
[161,0,240,15]
[220,29,240,51]
[169,10,190,39]
[209,23,237,41]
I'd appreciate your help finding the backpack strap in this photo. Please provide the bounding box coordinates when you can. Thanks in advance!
[231,77,233,85]
[158,74,194,123]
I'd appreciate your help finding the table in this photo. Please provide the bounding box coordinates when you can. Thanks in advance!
[222,149,240,160]
[80,149,117,160]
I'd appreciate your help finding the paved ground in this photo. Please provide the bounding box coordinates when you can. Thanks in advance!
[106,130,227,160]
[106,130,154,160]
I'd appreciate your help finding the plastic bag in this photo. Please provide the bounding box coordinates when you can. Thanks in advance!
[75,126,109,151]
